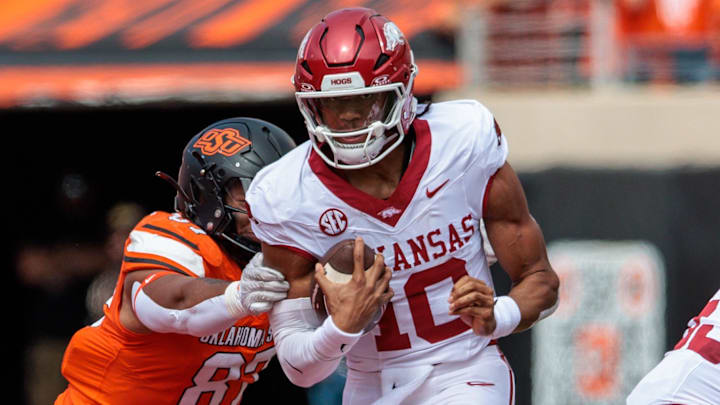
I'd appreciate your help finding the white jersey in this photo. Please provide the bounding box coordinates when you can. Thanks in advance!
[247,99,508,372]
[627,288,720,404]
[673,288,720,360]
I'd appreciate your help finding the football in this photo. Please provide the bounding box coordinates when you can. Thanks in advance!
[310,239,382,332]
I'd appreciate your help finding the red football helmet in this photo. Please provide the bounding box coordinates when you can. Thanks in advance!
[293,7,418,169]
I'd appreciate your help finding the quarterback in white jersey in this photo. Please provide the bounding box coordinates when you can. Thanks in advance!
[627,288,720,405]
[246,7,559,405]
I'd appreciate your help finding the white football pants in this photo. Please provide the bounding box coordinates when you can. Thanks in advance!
[342,344,515,405]
[627,349,720,405]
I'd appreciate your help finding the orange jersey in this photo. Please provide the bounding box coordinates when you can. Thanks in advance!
[56,211,275,405]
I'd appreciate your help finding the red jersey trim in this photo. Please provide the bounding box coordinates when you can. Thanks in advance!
[499,350,515,405]
[272,244,317,262]
[308,119,432,227]
[482,172,497,219]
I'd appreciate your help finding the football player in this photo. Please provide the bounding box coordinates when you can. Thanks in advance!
[627,288,720,405]
[56,117,295,404]
[245,7,560,405]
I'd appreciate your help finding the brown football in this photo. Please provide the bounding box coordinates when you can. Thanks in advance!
[310,239,376,319]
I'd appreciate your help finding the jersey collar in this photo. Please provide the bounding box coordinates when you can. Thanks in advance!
[309,119,431,226]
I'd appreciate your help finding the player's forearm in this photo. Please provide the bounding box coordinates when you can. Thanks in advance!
[274,323,348,387]
[508,266,559,332]
[134,287,239,336]
[270,298,361,387]
[489,213,559,332]
[261,242,315,299]
[177,277,233,308]
[141,274,229,309]
[132,273,248,336]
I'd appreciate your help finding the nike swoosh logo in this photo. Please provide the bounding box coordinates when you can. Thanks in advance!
[426,179,449,198]
[284,360,303,374]
[467,381,495,386]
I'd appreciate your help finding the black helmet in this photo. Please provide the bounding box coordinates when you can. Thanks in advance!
[157,117,295,260]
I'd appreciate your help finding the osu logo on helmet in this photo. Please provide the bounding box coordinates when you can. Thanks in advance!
[193,128,251,157]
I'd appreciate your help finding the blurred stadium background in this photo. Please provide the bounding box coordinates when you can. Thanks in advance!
[7,0,720,404]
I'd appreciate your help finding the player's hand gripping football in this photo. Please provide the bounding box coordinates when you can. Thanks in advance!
[237,252,290,314]
[448,276,497,336]
[315,237,394,334]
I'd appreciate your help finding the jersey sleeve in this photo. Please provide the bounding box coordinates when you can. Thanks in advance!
[246,169,319,261]
[461,100,509,217]
[121,212,218,278]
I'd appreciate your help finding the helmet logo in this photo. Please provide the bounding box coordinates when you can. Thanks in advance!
[193,128,251,157]
[382,22,405,52]
[299,82,316,92]
[319,208,348,236]
[371,75,391,86]
[321,72,365,91]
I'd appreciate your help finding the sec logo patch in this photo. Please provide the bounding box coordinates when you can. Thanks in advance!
[319,208,347,236]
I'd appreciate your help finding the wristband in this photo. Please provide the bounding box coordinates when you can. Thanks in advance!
[223,281,248,318]
[491,295,522,339]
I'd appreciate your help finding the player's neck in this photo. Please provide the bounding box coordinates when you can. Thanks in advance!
[332,141,410,200]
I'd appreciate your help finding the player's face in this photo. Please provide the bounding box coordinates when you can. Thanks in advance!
[316,92,389,141]
[224,179,258,243]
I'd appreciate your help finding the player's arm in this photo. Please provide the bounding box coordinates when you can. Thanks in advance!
[449,162,559,336]
[263,240,391,331]
[118,253,289,336]
[262,239,392,387]
[262,243,316,299]
[485,162,559,332]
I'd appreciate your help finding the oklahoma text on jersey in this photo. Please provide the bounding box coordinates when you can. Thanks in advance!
[57,211,275,405]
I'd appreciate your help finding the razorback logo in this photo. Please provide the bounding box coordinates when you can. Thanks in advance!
[382,22,405,52]
[193,128,251,156]
[377,206,401,219]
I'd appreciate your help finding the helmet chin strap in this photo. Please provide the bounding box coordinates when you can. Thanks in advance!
[220,232,259,262]
[220,233,258,253]
[327,122,392,166]
[315,125,330,144]
[219,205,259,260]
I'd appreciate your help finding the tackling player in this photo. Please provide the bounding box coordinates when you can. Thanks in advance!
[627,288,720,404]
[246,7,560,405]
[55,117,295,404]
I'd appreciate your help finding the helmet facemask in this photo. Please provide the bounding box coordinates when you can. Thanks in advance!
[172,153,258,259]
[218,177,260,259]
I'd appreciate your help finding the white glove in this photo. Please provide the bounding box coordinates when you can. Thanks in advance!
[224,252,290,316]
